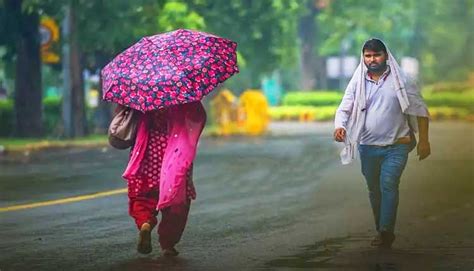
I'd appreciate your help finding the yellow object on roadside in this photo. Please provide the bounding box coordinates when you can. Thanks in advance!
[210,89,239,136]
[238,89,269,135]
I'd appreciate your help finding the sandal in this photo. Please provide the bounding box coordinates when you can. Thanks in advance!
[137,223,152,254]
[162,247,179,257]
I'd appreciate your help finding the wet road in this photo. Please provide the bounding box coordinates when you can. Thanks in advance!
[0,123,340,271]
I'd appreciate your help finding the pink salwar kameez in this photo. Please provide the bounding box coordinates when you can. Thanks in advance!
[122,101,206,249]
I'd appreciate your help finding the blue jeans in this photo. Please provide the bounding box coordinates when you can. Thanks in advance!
[359,144,410,233]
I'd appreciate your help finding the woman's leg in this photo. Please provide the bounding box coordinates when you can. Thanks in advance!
[158,201,191,250]
[128,187,159,254]
[128,189,159,229]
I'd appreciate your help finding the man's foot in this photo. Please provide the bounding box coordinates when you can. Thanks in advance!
[370,233,383,247]
[380,231,395,248]
[137,223,152,254]
[162,247,179,257]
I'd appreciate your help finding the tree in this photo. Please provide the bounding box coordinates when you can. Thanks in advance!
[413,0,474,82]
[60,1,85,137]
[298,0,329,90]
[317,0,474,84]
[0,0,62,137]
[1,0,42,136]
[189,0,302,91]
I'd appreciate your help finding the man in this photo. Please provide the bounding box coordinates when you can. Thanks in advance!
[333,38,430,248]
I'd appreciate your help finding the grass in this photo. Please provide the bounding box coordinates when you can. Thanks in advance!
[0,134,108,152]
[0,127,220,152]
[269,105,473,122]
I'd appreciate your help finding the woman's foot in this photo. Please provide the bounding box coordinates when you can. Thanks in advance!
[162,247,179,257]
[137,223,152,254]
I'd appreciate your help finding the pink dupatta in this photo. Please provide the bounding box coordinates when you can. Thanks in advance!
[122,101,206,210]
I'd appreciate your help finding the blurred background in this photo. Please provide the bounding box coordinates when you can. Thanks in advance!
[1,2,473,270]
[0,0,473,141]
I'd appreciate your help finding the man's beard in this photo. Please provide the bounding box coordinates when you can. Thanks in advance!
[366,61,387,73]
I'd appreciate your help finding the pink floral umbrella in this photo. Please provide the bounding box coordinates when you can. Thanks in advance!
[101,29,239,112]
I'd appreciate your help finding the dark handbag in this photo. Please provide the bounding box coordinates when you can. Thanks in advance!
[108,105,139,149]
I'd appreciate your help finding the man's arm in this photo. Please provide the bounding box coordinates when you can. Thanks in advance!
[334,81,356,142]
[416,116,430,160]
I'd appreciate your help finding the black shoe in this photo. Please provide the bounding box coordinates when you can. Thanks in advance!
[380,231,395,248]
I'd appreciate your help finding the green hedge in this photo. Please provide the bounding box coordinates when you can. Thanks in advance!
[0,98,62,137]
[423,82,473,93]
[43,96,62,135]
[0,100,14,136]
[423,91,474,110]
[428,106,471,120]
[269,106,337,121]
[282,91,343,107]
[269,105,472,121]
[0,98,98,137]
[282,90,474,111]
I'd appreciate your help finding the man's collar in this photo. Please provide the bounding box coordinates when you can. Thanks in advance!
[366,66,391,82]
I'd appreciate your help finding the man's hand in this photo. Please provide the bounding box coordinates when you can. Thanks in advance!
[333,128,346,142]
[417,140,431,160]
[416,116,430,161]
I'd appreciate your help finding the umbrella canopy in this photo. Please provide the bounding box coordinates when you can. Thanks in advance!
[101,29,238,112]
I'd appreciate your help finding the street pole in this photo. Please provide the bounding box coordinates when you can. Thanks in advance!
[62,3,73,138]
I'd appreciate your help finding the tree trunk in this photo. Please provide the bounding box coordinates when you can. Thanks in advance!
[298,1,320,91]
[63,2,87,138]
[315,55,327,90]
[93,51,113,134]
[70,17,87,137]
[9,0,43,137]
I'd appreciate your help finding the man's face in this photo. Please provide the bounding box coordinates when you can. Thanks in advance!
[363,50,387,73]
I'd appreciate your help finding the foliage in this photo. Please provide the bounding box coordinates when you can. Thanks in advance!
[189,0,303,87]
[76,0,163,68]
[282,91,343,106]
[42,96,61,135]
[77,0,207,69]
[0,99,13,136]
[157,1,205,31]
[317,0,474,83]
[317,0,414,57]
[423,82,474,93]
[0,133,107,152]
[268,105,473,122]
[428,106,471,120]
[281,89,474,110]
[269,105,337,121]
[0,0,60,61]
[423,90,474,110]
[0,97,60,136]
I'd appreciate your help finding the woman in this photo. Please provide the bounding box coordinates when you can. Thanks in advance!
[121,101,206,256]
